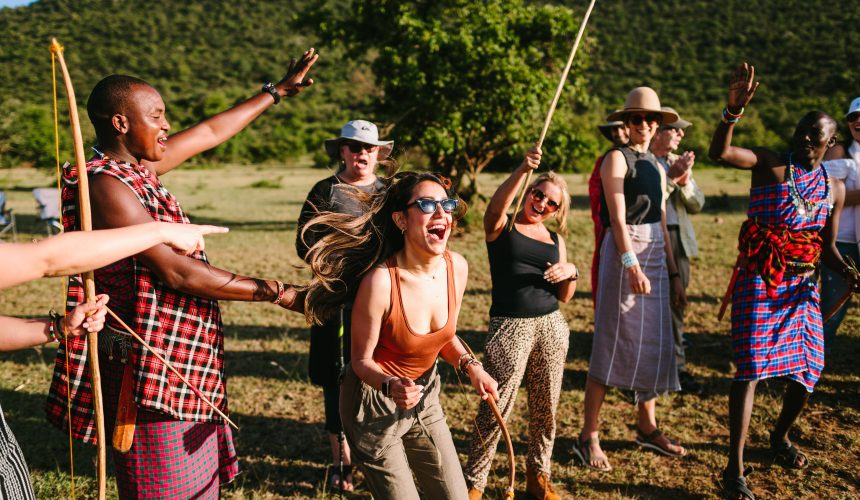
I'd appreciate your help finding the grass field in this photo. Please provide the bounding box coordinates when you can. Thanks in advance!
[0,163,858,499]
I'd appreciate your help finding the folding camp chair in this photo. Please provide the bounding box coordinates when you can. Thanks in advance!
[33,187,62,236]
[0,191,17,241]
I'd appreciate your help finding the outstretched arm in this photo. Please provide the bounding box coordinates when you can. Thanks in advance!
[709,62,762,169]
[145,48,318,176]
[0,222,227,290]
[89,175,301,312]
[484,146,541,241]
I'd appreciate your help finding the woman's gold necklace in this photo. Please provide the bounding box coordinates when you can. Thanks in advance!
[401,259,444,281]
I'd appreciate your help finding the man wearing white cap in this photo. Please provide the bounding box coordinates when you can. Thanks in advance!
[650,107,705,395]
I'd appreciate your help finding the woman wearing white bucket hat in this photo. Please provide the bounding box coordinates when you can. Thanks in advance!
[574,87,688,472]
[296,119,393,492]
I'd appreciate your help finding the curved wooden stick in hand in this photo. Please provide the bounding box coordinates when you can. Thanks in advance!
[50,37,108,500]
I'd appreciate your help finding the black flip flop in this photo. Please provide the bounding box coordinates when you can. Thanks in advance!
[719,466,755,500]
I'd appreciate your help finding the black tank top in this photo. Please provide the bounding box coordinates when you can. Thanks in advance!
[598,145,663,227]
[487,224,560,318]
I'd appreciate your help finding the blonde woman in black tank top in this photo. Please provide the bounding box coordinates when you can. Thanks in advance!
[465,147,577,499]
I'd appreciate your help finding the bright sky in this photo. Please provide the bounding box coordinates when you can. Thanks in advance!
[0,0,34,7]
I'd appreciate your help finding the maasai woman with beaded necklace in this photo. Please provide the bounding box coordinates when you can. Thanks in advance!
[709,63,859,500]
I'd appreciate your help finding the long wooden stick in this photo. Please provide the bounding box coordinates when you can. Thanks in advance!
[104,307,239,430]
[508,0,597,231]
[50,38,107,500]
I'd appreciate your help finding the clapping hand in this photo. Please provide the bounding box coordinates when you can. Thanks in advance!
[276,48,319,97]
[669,151,696,185]
[727,62,760,114]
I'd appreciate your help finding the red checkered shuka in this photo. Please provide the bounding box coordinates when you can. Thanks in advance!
[737,218,823,299]
[46,159,227,444]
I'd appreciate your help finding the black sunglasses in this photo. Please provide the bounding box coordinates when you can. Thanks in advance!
[626,113,662,126]
[407,198,459,214]
[847,112,860,123]
[343,141,378,153]
[530,189,560,211]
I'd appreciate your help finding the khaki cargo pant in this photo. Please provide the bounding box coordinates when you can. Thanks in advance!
[340,363,468,500]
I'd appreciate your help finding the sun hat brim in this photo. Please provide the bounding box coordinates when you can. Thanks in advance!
[597,121,625,142]
[606,108,679,124]
[325,138,394,160]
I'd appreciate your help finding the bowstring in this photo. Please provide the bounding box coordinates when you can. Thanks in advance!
[51,44,75,500]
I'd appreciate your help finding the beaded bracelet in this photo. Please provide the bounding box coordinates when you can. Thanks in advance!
[621,251,639,270]
[721,106,744,124]
[47,310,65,343]
[462,358,483,373]
[271,281,285,305]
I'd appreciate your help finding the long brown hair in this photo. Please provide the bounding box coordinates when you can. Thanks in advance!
[301,172,464,324]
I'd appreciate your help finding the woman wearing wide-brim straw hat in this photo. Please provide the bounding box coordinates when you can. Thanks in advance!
[296,119,393,492]
[573,86,688,472]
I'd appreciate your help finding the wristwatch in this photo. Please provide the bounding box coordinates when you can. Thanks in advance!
[262,82,280,105]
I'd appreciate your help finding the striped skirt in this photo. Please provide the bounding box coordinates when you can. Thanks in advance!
[589,223,680,394]
[0,403,35,500]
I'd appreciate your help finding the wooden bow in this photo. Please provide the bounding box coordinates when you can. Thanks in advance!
[460,338,515,498]
[50,38,107,499]
[508,0,597,231]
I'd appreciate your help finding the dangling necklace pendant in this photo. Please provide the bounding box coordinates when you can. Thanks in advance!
[786,153,828,220]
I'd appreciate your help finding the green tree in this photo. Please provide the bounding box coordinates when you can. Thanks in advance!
[324,0,591,199]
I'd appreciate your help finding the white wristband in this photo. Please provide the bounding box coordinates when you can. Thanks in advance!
[621,251,639,269]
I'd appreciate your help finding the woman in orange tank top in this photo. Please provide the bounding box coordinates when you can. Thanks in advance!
[301,172,498,499]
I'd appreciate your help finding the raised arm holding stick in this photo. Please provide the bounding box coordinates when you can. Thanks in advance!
[507,0,596,230]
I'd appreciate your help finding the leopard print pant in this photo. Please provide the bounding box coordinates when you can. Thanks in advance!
[464,310,569,491]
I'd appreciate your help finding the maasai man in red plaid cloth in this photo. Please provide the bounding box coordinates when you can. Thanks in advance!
[709,63,860,500]
[45,49,317,499]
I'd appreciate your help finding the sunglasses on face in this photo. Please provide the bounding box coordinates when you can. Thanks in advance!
[407,198,459,214]
[847,112,860,123]
[626,113,662,126]
[343,141,378,153]
[530,189,560,212]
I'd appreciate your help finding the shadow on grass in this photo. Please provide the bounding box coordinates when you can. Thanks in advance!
[223,324,307,342]
[226,350,308,381]
[229,413,331,497]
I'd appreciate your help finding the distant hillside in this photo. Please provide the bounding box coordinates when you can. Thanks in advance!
[0,0,855,170]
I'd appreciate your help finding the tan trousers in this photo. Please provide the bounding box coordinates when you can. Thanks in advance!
[340,363,468,500]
